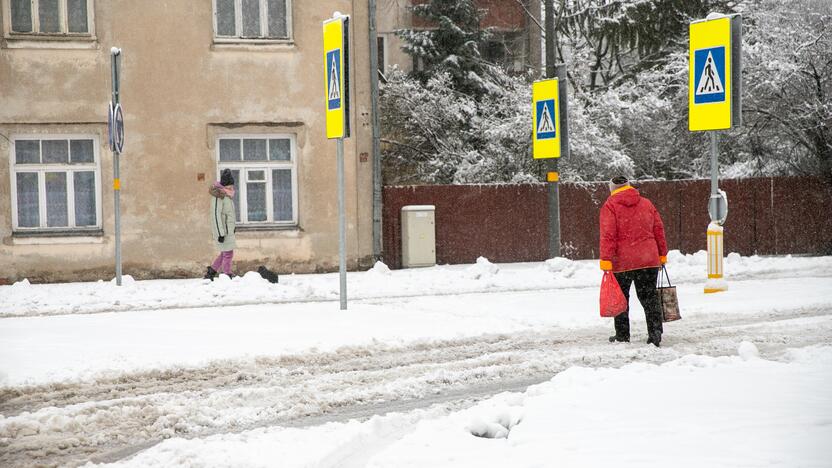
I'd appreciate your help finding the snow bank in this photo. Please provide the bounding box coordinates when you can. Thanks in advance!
[97,346,832,468]
[3,252,831,318]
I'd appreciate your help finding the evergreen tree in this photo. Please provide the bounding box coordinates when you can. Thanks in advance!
[397,0,497,97]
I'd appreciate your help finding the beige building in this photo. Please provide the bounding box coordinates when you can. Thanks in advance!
[0,0,376,283]
[377,0,413,74]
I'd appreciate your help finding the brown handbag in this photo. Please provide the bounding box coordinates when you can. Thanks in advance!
[658,266,681,322]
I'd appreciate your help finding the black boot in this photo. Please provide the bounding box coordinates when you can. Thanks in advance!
[609,336,630,343]
[647,335,661,347]
[204,266,217,281]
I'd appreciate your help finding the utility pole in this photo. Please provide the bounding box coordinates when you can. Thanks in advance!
[368,0,383,262]
[544,0,561,258]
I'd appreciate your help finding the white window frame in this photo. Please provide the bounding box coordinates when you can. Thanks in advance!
[212,0,293,43]
[9,134,103,232]
[216,134,299,227]
[2,0,96,40]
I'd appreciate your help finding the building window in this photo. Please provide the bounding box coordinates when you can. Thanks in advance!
[377,35,386,73]
[7,0,93,35]
[214,0,291,41]
[216,135,298,226]
[10,136,101,231]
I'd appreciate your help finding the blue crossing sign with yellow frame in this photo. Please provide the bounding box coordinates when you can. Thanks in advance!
[532,78,568,159]
[689,14,742,131]
[323,15,350,139]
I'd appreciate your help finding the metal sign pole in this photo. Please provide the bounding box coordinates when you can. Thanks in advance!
[337,137,347,310]
[544,0,560,259]
[689,13,741,294]
[709,132,719,204]
[324,14,349,309]
[705,130,726,293]
[110,48,122,286]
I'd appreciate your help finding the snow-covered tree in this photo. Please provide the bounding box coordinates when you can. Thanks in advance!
[380,68,633,184]
[381,0,831,185]
[740,0,832,182]
[397,0,499,97]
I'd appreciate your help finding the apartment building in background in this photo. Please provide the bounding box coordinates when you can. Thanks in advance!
[0,0,376,282]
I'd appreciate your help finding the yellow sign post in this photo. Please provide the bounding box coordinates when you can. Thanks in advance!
[323,15,350,139]
[689,15,741,131]
[323,14,350,310]
[689,13,742,294]
[532,78,561,159]
[532,68,569,258]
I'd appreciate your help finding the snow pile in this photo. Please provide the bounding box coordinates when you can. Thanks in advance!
[109,275,136,286]
[466,257,499,280]
[738,341,760,361]
[544,257,577,278]
[369,261,392,276]
[97,346,832,468]
[240,271,268,286]
[544,256,570,272]
[2,252,832,318]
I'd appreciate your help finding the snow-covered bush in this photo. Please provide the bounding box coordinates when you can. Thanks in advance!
[380,68,635,184]
[382,0,831,184]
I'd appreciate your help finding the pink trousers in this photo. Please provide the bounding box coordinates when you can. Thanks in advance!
[211,250,234,275]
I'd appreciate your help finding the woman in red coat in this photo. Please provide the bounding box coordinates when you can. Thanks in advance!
[600,176,668,347]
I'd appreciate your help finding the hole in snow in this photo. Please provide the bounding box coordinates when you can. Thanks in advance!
[467,410,523,439]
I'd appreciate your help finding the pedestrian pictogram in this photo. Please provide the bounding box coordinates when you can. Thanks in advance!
[536,100,556,138]
[693,46,726,104]
[327,50,341,109]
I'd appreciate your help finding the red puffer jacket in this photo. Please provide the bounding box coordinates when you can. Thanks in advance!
[599,186,668,272]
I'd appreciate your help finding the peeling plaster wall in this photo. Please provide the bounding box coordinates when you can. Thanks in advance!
[0,0,374,283]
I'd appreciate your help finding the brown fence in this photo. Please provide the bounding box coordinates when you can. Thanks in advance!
[382,177,832,269]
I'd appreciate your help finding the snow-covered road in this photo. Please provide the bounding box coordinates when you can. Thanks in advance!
[1,261,832,467]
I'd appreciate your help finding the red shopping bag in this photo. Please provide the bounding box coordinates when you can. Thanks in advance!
[600,271,628,317]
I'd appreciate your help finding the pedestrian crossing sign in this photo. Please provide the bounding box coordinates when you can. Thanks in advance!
[536,100,556,139]
[693,46,725,104]
[323,15,350,139]
[327,49,341,109]
[689,14,742,131]
[532,79,562,159]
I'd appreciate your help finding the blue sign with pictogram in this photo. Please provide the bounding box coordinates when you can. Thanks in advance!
[327,49,342,111]
[535,99,556,140]
[693,46,726,105]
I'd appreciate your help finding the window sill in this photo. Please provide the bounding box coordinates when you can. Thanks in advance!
[235,224,300,233]
[211,39,295,52]
[11,229,104,245]
[3,35,98,49]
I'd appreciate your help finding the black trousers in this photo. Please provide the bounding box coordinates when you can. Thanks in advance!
[613,268,663,342]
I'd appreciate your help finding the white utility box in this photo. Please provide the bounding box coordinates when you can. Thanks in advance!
[401,205,436,268]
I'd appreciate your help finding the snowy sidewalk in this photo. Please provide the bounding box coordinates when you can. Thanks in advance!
[2,251,832,318]
[2,273,831,387]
